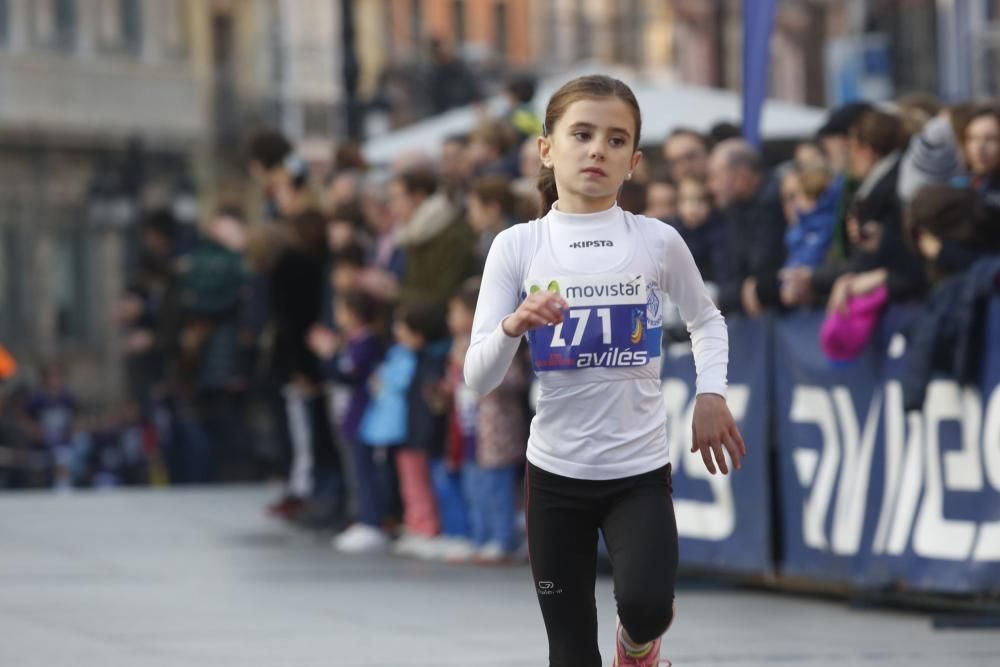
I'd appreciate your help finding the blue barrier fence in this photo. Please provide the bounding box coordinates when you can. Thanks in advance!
[662,297,1000,594]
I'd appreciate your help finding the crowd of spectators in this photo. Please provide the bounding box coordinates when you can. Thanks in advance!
[2,77,1000,565]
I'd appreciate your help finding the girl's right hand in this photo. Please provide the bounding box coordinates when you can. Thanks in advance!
[501,291,569,337]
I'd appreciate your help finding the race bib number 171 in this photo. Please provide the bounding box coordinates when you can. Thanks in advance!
[524,273,655,372]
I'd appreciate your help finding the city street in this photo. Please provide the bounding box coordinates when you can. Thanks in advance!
[1,487,997,666]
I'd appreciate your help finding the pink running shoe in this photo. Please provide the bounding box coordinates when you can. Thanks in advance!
[612,618,671,667]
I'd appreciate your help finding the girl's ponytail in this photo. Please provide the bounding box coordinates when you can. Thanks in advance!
[537,164,558,217]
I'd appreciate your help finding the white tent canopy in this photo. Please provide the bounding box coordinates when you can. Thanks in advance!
[362,64,827,166]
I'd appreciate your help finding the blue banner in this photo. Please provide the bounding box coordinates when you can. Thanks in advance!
[742,0,778,148]
[661,316,772,574]
[773,300,1000,593]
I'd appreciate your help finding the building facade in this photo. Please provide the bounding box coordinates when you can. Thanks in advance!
[0,0,208,399]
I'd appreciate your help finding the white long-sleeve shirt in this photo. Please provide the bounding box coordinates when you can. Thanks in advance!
[465,203,728,480]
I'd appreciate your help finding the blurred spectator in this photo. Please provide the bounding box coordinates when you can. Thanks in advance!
[512,138,543,219]
[120,209,182,413]
[309,290,386,531]
[897,112,963,204]
[708,138,787,317]
[330,243,367,296]
[662,128,710,183]
[794,140,827,170]
[391,149,436,176]
[803,109,907,297]
[782,161,839,265]
[0,378,34,489]
[790,106,926,316]
[846,110,906,237]
[336,303,417,553]
[896,93,940,141]
[332,142,367,172]
[427,38,482,114]
[326,202,370,255]
[708,121,743,148]
[175,207,253,482]
[247,128,293,220]
[823,202,927,318]
[248,128,293,188]
[358,179,406,302]
[617,179,647,215]
[467,120,518,178]
[440,134,471,200]
[447,279,526,563]
[395,301,450,558]
[954,107,1000,206]
[325,170,365,212]
[909,185,1000,280]
[779,162,842,307]
[467,176,519,258]
[266,207,344,522]
[25,363,77,490]
[816,102,873,176]
[504,74,543,141]
[643,169,678,221]
[392,168,480,306]
[672,177,724,284]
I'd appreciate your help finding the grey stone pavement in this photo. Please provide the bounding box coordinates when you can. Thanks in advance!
[1,486,998,667]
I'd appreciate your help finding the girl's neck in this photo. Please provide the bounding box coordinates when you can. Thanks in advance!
[555,192,618,215]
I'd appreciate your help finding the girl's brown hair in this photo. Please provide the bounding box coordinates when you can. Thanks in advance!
[537,75,642,216]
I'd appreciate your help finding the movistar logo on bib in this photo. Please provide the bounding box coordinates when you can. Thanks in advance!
[523,273,659,371]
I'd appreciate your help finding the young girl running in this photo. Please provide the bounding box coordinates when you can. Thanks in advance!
[464,75,746,667]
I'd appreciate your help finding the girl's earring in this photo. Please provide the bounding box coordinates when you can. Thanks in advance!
[627,172,633,180]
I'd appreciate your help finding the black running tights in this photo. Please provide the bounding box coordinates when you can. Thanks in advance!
[525,462,678,667]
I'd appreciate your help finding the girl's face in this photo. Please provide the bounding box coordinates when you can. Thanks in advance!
[677,179,710,228]
[538,97,642,213]
[964,115,1000,176]
[447,299,474,337]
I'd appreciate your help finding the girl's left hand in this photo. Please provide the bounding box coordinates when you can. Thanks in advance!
[691,394,746,475]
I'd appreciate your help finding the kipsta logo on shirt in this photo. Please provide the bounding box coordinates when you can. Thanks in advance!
[569,240,614,249]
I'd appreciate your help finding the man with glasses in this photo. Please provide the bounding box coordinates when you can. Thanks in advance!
[662,129,710,184]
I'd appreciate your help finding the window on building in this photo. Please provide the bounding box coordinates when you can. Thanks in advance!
[574,5,591,60]
[0,226,16,343]
[54,0,75,51]
[32,0,76,51]
[54,228,88,341]
[612,0,643,67]
[494,1,507,60]
[410,0,422,50]
[161,0,189,58]
[0,0,9,48]
[98,0,143,55]
[121,0,142,54]
[451,0,465,46]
